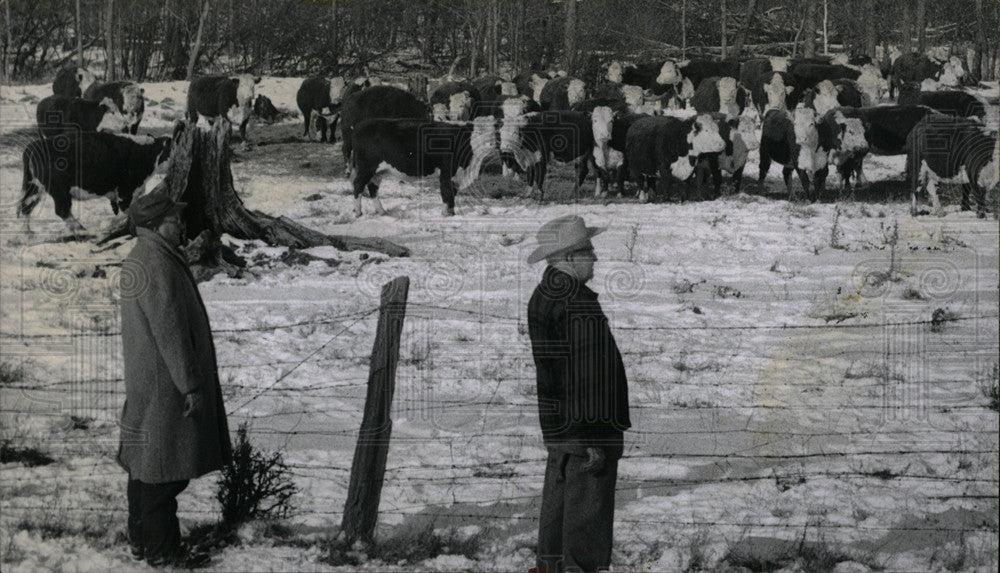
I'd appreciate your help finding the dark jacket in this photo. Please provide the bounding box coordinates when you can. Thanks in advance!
[118,228,232,483]
[527,266,631,457]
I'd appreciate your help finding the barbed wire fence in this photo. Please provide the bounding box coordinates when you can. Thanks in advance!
[1,296,998,543]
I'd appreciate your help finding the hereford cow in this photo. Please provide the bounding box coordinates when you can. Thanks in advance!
[750,71,802,114]
[835,105,942,156]
[789,62,861,92]
[513,71,554,103]
[186,74,261,142]
[803,79,863,116]
[890,53,942,99]
[538,76,587,111]
[18,132,172,234]
[52,66,96,98]
[296,76,348,139]
[349,116,497,217]
[625,113,727,202]
[758,107,831,201]
[678,59,742,95]
[431,82,482,121]
[818,109,871,190]
[695,112,759,197]
[36,95,127,139]
[499,110,595,200]
[691,76,747,116]
[340,86,429,174]
[907,115,997,217]
[590,106,632,197]
[83,81,145,134]
[473,76,517,103]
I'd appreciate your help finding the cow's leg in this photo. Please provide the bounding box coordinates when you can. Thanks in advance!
[367,177,388,216]
[926,176,943,216]
[795,169,811,202]
[708,155,723,199]
[781,166,795,199]
[352,167,375,217]
[439,173,456,217]
[303,109,311,138]
[731,165,745,195]
[758,152,772,192]
[535,160,548,202]
[813,167,829,203]
[574,157,589,200]
[17,177,44,235]
[52,190,84,235]
[594,167,606,198]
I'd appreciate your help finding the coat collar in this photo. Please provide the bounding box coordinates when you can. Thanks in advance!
[541,265,598,301]
[135,227,190,269]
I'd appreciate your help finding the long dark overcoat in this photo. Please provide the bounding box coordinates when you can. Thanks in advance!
[118,228,232,483]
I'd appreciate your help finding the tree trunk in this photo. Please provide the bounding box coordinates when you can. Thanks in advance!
[803,0,817,58]
[864,0,877,58]
[331,0,339,71]
[564,0,577,74]
[106,0,116,80]
[187,0,211,81]
[720,0,728,59]
[732,0,757,58]
[76,0,84,68]
[915,0,927,53]
[681,0,687,57]
[822,0,828,55]
[972,0,988,81]
[98,121,409,278]
[901,0,913,53]
[3,0,11,80]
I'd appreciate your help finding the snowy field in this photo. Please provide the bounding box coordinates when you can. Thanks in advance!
[0,78,998,572]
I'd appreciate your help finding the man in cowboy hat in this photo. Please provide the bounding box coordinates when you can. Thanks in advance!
[118,190,231,569]
[526,214,631,573]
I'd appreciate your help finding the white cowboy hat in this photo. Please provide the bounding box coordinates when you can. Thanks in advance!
[527,215,605,264]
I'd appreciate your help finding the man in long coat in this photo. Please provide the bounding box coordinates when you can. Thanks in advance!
[118,190,231,568]
[526,215,632,573]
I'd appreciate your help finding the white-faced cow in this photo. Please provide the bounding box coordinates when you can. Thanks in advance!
[898,90,989,122]
[186,74,261,142]
[907,115,997,217]
[678,59,742,95]
[431,82,482,121]
[890,52,942,99]
[36,95,127,139]
[83,81,145,135]
[19,133,172,235]
[691,76,747,116]
[758,106,831,201]
[499,109,596,200]
[695,112,760,197]
[538,76,587,111]
[349,116,497,217]
[52,66,96,98]
[818,109,871,190]
[339,85,429,175]
[625,113,727,202]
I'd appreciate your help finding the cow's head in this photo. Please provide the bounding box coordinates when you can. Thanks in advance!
[329,77,347,104]
[622,85,644,107]
[733,112,760,152]
[679,77,696,102]
[607,61,624,84]
[763,73,793,112]
[938,56,965,87]
[856,64,889,104]
[229,74,260,126]
[920,78,940,92]
[567,79,586,107]
[499,98,529,154]
[500,81,518,97]
[688,114,727,156]
[657,60,682,86]
[96,97,128,133]
[121,84,145,130]
[530,74,548,104]
[432,103,449,122]
[457,116,499,191]
[793,105,826,172]
[808,80,840,116]
[76,67,96,95]
[717,77,739,116]
[448,91,472,121]
[828,112,868,167]
[830,54,850,66]
[591,106,614,145]
[769,56,790,73]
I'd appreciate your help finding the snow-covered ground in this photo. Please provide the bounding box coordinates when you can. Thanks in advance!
[1,77,997,572]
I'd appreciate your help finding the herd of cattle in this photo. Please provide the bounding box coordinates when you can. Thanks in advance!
[16,50,1000,235]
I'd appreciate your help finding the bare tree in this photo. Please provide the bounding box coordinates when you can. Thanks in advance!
[681,0,687,56]
[901,0,913,53]
[915,0,926,53]
[187,0,211,80]
[803,0,817,58]
[864,0,877,58]
[76,0,83,68]
[721,0,728,58]
[732,0,758,58]
[564,0,577,73]
[105,0,116,80]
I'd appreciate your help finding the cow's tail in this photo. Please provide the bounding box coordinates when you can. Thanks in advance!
[18,144,42,218]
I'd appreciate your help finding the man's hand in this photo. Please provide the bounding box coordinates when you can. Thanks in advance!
[582,447,605,474]
[182,391,204,418]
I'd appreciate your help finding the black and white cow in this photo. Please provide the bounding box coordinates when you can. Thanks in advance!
[751,71,803,114]
[691,76,748,116]
[186,74,261,142]
[18,132,172,234]
[624,113,728,202]
[513,70,556,104]
[678,59,742,95]
[349,116,497,217]
[36,95,127,138]
[890,52,942,99]
[253,94,280,122]
[499,109,595,200]
[339,85,429,174]
[835,105,941,156]
[803,79,863,116]
[296,76,348,139]
[83,81,145,135]
[52,66,96,98]
[907,115,997,217]
[818,108,871,190]
[473,75,518,103]
[695,112,760,197]
[758,107,831,201]
[788,62,861,92]
[538,76,587,111]
[898,89,989,122]
[590,106,632,197]
[430,81,482,122]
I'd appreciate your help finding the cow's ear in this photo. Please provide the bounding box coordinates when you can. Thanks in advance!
[785,86,794,95]
[836,85,845,93]
[254,76,262,84]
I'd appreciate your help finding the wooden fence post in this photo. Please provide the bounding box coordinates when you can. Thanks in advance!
[340,276,410,544]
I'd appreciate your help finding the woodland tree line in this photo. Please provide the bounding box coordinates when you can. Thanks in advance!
[1,0,997,85]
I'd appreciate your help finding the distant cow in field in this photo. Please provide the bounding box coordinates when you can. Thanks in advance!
[538,76,587,111]
[758,107,831,201]
[789,62,861,93]
[803,79,863,115]
[898,89,988,122]
[835,105,942,156]
[52,66,96,98]
[18,132,172,234]
[186,74,261,142]
[83,81,145,135]
[691,76,747,116]
[695,112,759,197]
[36,95,127,138]
[890,52,942,99]
[296,76,348,140]
[907,114,997,217]
[499,110,595,200]
[349,116,497,217]
[339,85,429,174]
[625,113,727,202]
[818,108,871,190]
[679,59,742,95]
[430,81,482,121]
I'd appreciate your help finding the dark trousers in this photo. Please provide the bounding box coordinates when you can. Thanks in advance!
[536,449,619,573]
[127,477,189,559]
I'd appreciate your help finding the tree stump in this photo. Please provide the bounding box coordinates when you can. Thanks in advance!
[98,119,409,280]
